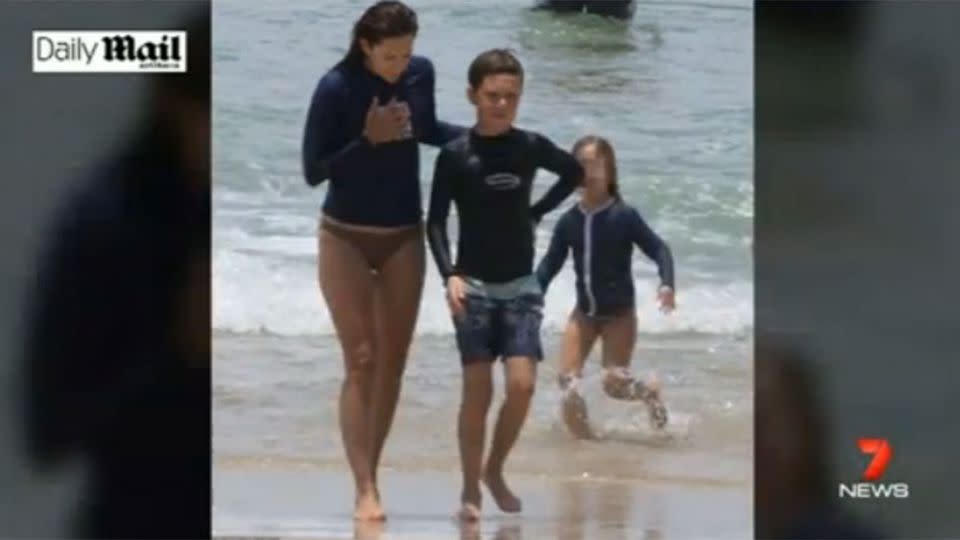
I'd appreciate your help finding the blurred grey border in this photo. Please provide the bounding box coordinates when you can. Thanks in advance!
[0,2,203,536]
[757,1,960,537]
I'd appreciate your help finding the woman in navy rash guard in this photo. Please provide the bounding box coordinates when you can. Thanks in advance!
[300,0,464,522]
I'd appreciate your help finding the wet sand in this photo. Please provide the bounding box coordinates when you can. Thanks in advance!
[213,469,750,540]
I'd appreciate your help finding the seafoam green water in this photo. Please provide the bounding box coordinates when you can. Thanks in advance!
[212,0,751,532]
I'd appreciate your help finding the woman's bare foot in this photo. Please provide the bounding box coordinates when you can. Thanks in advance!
[457,502,482,522]
[354,490,386,522]
[457,487,482,522]
[483,469,522,513]
[354,519,386,540]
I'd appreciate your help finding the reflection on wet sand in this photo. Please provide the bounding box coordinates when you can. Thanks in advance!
[354,520,385,540]
[214,468,746,540]
[556,479,663,540]
[557,479,588,540]
[347,479,667,540]
[454,519,522,540]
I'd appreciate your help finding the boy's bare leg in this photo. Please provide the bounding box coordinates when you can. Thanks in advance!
[458,360,494,522]
[600,312,668,429]
[483,356,537,513]
[558,310,599,439]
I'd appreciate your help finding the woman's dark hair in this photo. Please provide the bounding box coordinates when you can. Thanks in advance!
[342,1,418,66]
[572,135,620,199]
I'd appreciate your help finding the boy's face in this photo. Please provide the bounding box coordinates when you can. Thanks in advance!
[468,73,522,133]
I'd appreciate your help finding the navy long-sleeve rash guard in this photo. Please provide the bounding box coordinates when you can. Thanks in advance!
[301,55,465,227]
[536,198,675,317]
[427,128,582,283]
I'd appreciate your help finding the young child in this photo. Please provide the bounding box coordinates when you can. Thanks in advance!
[535,135,676,440]
[426,49,582,522]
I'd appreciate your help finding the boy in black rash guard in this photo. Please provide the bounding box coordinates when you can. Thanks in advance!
[536,135,676,439]
[426,49,581,522]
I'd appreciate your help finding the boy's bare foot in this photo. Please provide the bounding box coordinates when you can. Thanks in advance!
[457,486,482,522]
[354,490,386,522]
[483,469,522,513]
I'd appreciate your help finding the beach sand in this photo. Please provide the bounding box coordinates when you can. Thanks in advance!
[213,468,750,540]
[214,331,751,539]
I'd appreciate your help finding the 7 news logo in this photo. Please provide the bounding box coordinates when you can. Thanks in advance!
[838,438,910,499]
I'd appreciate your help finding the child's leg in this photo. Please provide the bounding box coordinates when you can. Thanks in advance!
[558,309,599,439]
[459,361,494,521]
[483,293,543,513]
[484,356,536,513]
[599,311,668,429]
[451,294,497,521]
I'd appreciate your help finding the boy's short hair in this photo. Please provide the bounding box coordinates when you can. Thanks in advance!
[467,48,524,89]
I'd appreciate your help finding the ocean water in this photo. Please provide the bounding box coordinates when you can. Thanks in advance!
[212,0,752,507]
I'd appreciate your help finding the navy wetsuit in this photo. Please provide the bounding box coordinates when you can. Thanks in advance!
[536,198,675,318]
[427,128,582,361]
[301,55,465,227]
[23,130,210,537]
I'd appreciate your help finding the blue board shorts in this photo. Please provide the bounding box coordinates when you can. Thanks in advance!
[452,275,544,363]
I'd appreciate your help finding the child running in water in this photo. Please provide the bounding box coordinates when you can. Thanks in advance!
[536,135,676,439]
[426,49,581,521]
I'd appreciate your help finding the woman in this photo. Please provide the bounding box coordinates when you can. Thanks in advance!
[756,337,880,540]
[23,11,210,537]
[536,135,675,439]
[300,0,464,522]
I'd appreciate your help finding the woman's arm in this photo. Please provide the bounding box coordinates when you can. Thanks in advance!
[22,191,179,465]
[301,73,372,187]
[416,59,468,147]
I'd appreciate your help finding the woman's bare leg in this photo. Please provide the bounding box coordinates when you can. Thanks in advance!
[368,232,425,489]
[558,310,599,439]
[318,227,383,521]
[599,312,667,428]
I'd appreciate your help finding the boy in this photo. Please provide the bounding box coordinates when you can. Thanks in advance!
[426,48,583,522]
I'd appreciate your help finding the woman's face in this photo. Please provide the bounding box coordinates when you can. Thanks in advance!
[361,34,415,84]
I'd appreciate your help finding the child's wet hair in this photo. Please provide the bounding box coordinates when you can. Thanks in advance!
[467,48,524,89]
[572,135,620,199]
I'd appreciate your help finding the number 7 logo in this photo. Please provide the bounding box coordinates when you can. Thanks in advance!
[858,438,892,481]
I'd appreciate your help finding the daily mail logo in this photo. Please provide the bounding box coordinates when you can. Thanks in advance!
[33,31,187,73]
